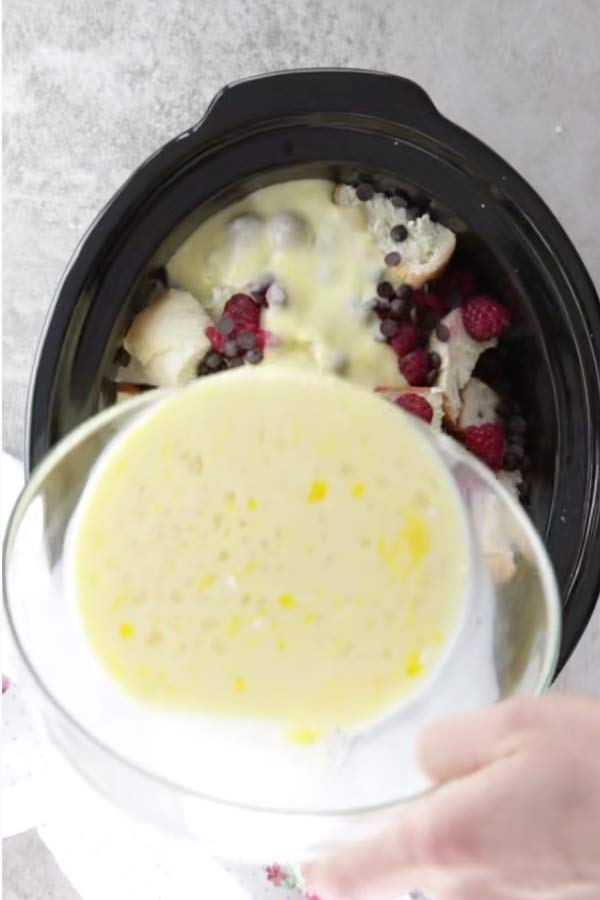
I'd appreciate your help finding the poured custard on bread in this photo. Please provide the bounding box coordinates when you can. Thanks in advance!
[74,369,468,739]
[168,179,405,387]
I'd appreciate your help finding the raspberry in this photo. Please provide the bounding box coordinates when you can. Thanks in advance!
[395,393,433,423]
[462,296,510,342]
[390,322,421,358]
[205,325,225,352]
[411,290,447,319]
[254,329,268,350]
[400,348,429,386]
[224,293,261,330]
[464,423,505,470]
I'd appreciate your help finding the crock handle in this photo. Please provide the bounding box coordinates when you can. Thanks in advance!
[196,69,440,140]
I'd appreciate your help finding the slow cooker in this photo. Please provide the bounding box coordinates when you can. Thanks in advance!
[26,69,600,673]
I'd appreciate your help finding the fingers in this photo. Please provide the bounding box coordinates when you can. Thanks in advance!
[418,697,539,783]
[303,860,439,900]
[304,861,514,900]
[304,696,600,900]
[303,767,496,898]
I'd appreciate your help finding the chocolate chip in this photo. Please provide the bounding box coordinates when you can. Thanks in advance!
[505,442,524,462]
[508,415,527,435]
[377,281,395,299]
[114,346,131,367]
[148,266,168,287]
[245,348,264,365]
[496,399,513,419]
[395,284,412,300]
[384,251,401,267]
[237,330,257,351]
[356,182,375,201]
[391,191,410,208]
[435,322,450,342]
[216,316,235,336]
[390,224,408,242]
[389,298,406,318]
[266,282,287,306]
[227,357,245,369]
[196,363,210,376]
[503,452,521,471]
[507,433,525,449]
[428,351,441,369]
[426,369,438,386]
[223,339,239,358]
[380,319,399,339]
[407,206,421,221]
[206,352,224,371]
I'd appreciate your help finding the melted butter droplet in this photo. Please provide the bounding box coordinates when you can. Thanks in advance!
[196,574,216,590]
[307,480,328,503]
[119,623,134,640]
[402,511,430,565]
[288,727,319,746]
[405,651,424,678]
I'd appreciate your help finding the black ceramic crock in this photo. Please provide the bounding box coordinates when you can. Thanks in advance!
[27,69,600,674]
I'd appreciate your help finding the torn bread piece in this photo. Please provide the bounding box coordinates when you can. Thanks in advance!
[498,469,523,502]
[115,355,154,386]
[477,490,518,585]
[124,289,213,387]
[376,386,444,431]
[469,462,525,586]
[333,185,456,288]
[458,378,500,430]
[429,309,497,426]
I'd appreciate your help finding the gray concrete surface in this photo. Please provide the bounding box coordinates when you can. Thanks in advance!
[3,0,599,896]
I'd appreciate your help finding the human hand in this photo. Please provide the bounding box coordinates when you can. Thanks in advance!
[304,694,600,900]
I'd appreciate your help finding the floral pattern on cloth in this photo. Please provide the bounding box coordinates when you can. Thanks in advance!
[265,864,321,899]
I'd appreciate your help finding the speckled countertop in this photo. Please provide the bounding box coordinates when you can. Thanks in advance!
[3,1,599,897]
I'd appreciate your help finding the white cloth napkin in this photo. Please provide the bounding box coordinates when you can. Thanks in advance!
[37,749,309,900]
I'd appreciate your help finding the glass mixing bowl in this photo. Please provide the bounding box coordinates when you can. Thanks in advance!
[3,388,561,861]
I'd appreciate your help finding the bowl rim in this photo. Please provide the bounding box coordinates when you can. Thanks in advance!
[4,385,562,819]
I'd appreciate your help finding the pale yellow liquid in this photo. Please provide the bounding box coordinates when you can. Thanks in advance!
[74,369,468,741]
[168,179,406,388]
